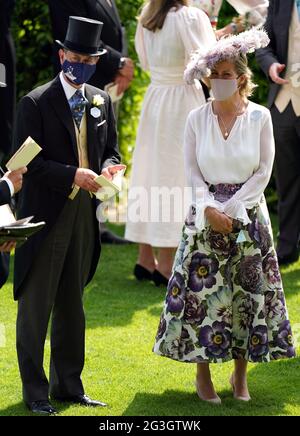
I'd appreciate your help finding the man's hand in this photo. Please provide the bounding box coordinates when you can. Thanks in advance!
[115,73,131,96]
[101,164,126,182]
[205,207,233,234]
[74,168,100,193]
[5,167,27,194]
[119,58,134,81]
[269,63,289,85]
[0,241,16,252]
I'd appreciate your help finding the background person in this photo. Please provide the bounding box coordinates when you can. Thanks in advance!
[125,0,216,286]
[256,0,300,265]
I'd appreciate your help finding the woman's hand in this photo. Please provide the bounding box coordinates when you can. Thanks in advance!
[205,206,233,234]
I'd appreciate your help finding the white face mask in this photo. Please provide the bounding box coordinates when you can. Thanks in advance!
[210,78,238,101]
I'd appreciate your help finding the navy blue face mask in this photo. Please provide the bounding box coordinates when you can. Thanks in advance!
[62,60,96,85]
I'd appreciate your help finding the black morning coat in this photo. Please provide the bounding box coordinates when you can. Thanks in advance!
[0,179,11,289]
[12,75,121,299]
[0,0,16,159]
[256,0,295,108]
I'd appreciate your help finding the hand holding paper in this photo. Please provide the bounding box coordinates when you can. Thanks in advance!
[6,136,42,171]
[5,167,27,194]
[94,164,126,201]
[101,164,126,181]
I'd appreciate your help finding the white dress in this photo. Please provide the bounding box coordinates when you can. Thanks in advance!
[125,6,216,247]
[184,100,275,232]
[192,0,269,26]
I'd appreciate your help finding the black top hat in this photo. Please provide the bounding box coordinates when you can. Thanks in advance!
[56,16,106,56]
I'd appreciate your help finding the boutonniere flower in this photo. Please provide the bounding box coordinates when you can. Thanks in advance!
[93,94,105,107]
[91,94,105,118]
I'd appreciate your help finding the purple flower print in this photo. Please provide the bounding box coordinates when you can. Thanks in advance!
[199,321,231,359]
[248,219,272,256]
[156,314,167,340]
[236,255,263,294]
[277,320,295,357]
[188,253,219,293]
[166,273,186,314]
[262,253,281,285]
[184,293,207,324]
[264,291,286,328]
[207,229,232,256]
[249,325,269,361]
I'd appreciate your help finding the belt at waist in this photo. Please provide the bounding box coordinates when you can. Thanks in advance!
[150,67,185,86]
[206,182,244,203]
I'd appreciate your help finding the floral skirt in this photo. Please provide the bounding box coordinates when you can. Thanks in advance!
[153,184,296,363]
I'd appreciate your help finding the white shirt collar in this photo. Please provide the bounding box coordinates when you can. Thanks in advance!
[59,71,85,101]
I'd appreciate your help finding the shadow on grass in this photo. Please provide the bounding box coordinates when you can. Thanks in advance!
[123,358,300,417]
[0,400,79,416]
[84,239,167,329]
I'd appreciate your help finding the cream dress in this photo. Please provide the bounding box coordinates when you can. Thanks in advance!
[125,6,216,247]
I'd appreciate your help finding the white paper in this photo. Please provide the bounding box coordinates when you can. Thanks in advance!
[6,136,42,171]
[94,168,125,202]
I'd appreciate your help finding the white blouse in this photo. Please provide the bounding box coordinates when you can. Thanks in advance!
[184,101,275,230]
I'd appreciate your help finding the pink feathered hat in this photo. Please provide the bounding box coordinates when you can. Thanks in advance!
[184,27,270,84]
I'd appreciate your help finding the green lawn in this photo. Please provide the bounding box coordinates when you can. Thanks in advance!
[0,218,299,416]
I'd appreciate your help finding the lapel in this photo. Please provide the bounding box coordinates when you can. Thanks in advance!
[95,0,121,28]
[277,0,294,33]
[85,86,103,169]
[47,76,78,161]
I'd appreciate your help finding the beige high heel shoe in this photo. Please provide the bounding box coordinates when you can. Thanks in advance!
[194,381,222,405]
[229,374,251,402]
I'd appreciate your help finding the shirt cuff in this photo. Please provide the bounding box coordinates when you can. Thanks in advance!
[2,177,15,197]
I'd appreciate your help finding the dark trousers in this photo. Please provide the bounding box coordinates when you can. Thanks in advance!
[271,102,300,257]
[16,190,95,404]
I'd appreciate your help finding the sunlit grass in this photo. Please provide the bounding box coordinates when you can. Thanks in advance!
[0,217,299,416]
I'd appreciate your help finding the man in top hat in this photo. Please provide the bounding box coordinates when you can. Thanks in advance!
[14,16,124,414]
[48,0,134,245]
[48,0,133,96]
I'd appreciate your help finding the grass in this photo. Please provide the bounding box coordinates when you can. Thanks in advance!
[0,216,299,416]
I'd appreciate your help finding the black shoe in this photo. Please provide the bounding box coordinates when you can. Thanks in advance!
[100,229,132,245]
[53,394,107,407]
[277,248,299,266]
[134,264,153,281]
[27,400,58,415]
[152,269,169,287]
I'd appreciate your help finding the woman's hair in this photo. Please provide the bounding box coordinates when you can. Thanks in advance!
[139,0,189,32]
[233,53,257,98]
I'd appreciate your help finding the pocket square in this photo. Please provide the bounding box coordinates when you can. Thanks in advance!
[97,120,107,127]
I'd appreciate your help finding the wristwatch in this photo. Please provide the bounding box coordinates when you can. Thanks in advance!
[118,57,126,69]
